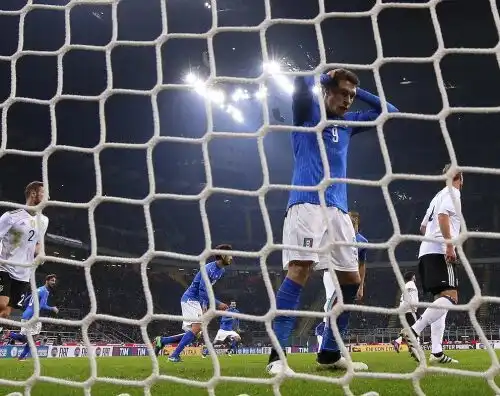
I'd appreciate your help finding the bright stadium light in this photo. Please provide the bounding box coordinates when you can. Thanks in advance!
[232,88,250,102]
[255,86,267,100]
[226,105,244,123]
[312,85,319,95]
[263,60,294,95]
[209,89,225,105]
[185,72,198,85]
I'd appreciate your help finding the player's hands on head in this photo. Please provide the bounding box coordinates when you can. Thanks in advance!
[218,302,229,311]
[445,245,457,263]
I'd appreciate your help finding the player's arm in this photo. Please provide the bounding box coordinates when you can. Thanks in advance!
[357,247,367,301]
[437,194,458,262]
[292,76,318,127]
[199,277,226,310]
[0,212,14,239]
[39,288,58,314]
[35,217,49,258]
[326,78,399,135]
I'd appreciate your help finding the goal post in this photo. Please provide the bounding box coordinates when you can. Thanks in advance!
[1,0,500,395]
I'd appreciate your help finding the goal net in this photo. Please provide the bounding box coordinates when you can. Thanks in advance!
[1,0,500,395]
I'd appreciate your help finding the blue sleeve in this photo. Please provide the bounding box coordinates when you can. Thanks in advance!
[198,266,221,307]
[39,288,53,311]
[357,234,368,263]
[292,76,318,127]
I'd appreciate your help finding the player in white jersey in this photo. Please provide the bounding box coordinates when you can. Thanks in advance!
[0,181,49,320]
[392,271,419,352]
[400,164,461,364]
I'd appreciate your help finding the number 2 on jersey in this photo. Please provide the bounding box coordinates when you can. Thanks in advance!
[28,230,35,242]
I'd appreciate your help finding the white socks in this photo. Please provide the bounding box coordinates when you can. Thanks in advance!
[411,297,453,335]
[431,313,447,354]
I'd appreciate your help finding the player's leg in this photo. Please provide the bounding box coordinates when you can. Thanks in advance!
[0,273,13,319]
[226,331,241,355]
[393,312,417,352]
[18,322,41,360]
[401,255,458,363]
[168,300,203,362]
[318,208,367,370]
[267,204,321,375]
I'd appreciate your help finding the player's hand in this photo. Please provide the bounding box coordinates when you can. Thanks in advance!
[356,286,364,302]
[445,245,457,263]
[52,307,59,315]
[217,302,229,311]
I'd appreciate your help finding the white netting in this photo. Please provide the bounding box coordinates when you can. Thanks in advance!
[0,0,500,395]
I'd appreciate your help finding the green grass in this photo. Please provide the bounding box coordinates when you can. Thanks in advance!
[0,350,499,395]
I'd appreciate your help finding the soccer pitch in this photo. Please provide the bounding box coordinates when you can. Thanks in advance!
[0,351,499,395]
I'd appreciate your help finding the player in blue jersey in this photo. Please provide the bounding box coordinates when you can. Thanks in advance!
[202,300,241,358]
[5,274,58,360]
[267,69,399,375]
[154,244,232,362]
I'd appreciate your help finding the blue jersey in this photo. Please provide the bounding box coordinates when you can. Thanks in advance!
[21,285,55,320]
[220,307,240,331]
[182,261,225,307]
[287,75,399,213]
[356,232,368,263]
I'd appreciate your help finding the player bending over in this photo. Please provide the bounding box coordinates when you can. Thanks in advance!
[392,271,419,352]
[267,69,399,375]
[400,164,461,364]
[0,182,49,323]
[202,300,241,358]
[154,244,232,362]
[5,274,58,360]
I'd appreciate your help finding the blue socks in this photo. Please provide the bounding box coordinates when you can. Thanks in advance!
[321,283,358,352]
[19,343,31,359]
[273,277,303,349]
[170,330,196,358]
[161,333,184,346]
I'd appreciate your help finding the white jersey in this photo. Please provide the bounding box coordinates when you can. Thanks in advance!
[399,280,419,313]
[418,186,461,258]
[0,209,49,282]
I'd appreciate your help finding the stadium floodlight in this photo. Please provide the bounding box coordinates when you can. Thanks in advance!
[232,88,250,102]
[255,86,268,100]
[208,89,225,105]
[263,61,294,95]
[226,105,244,123]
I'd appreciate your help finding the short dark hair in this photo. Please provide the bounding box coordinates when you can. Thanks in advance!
[403,271,415,283]
[25,181,43,199]
[442,163,462,182]
[45,274,57,282]
[214,244,232,261]
[325,68,360,88]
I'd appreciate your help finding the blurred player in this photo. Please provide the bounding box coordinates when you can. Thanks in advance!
[400,164,462,364]
[267,69,399,375]
[319,212,368,354]
[154,244,232,362]
[202,300,241,358]
[5,274,58,360]
[0,181,49,322]
[392,271,419,352]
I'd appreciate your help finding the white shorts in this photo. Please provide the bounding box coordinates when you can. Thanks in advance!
[20,320,42,336]
[282,203,358,272]
[214,329,240,342]
[181,300,203,332]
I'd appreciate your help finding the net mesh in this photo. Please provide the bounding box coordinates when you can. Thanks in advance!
[0,0,500,395]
